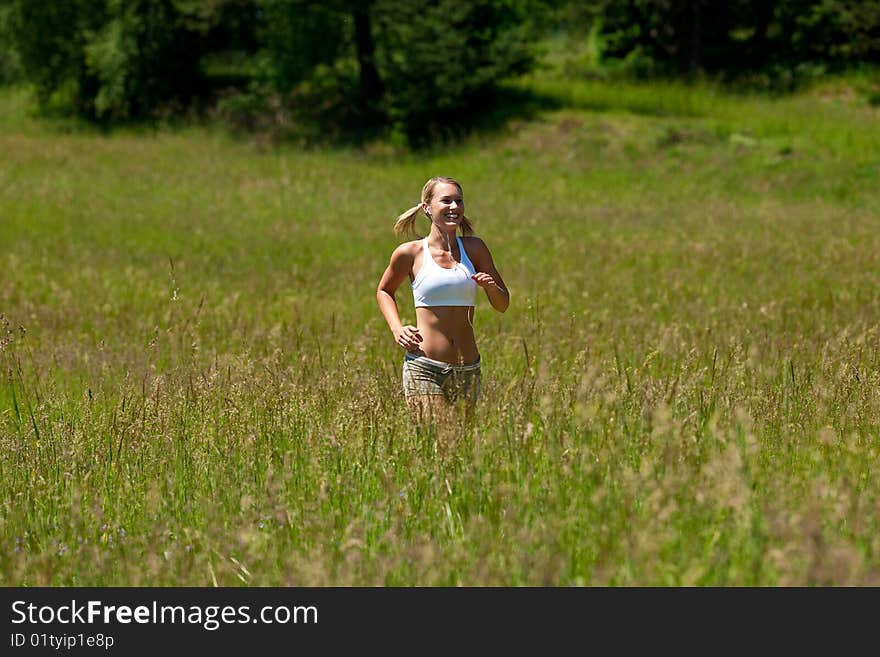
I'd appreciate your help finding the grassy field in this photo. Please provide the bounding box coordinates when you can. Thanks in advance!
[1,70,879,585]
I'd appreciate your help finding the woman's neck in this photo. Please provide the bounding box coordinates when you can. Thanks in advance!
[427,225,457,251]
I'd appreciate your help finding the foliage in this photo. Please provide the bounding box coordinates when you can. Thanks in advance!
[245,1,369,141]
[249,0,543,145]
[258,1,347,92]
[83,0,205,119]
[595,0,880,83]
[0,3,23,83]
[371,0,538,146]
[5,0,241,119]
[3,0,542,140]
[3,0,879,135]
[5,1,98,112]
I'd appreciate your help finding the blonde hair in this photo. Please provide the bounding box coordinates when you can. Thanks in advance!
[393,176,475,237]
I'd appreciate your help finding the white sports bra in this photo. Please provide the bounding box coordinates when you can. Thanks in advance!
[411,236,477,308]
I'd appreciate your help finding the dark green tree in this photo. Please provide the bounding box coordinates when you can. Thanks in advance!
[0,3,23,83]
[371,0,536,145]
[256,0,540,143]
[6,1,103,112]
[596,0,880,80]
[5,0,542,141]
[5,0,242,119]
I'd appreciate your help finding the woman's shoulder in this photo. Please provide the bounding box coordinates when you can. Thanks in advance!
[396,238,423,253]
[390,239,422,262]
[461,235,488,252]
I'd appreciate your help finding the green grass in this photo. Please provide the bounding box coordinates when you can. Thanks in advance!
[1,71,879,585]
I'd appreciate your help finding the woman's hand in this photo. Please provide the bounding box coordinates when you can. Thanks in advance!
[472,272,500,290]
[393,325,423,351]
[472,271,509,312]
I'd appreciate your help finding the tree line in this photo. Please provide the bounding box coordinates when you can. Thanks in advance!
[0,1,877,145]
[596,0,880,81]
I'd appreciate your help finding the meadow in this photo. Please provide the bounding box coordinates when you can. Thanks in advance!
[1,69,879,585]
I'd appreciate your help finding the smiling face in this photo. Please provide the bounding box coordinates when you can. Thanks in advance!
[423,181,464,232]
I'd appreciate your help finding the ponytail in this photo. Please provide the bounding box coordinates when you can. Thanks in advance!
[459,216,475,236]
[393,205,422,237]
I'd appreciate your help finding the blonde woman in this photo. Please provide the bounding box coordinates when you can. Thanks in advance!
[376,176,509,423]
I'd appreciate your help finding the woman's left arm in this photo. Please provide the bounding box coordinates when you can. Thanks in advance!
[467,237,510,313]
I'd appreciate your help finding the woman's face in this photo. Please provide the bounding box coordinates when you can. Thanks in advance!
[424,182,464,232]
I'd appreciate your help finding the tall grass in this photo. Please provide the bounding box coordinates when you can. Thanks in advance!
[1,74,879,585]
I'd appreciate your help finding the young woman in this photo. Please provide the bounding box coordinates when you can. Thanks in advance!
[376,176,509,422]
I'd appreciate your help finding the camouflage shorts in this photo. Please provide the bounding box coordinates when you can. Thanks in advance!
[402,354,481,403]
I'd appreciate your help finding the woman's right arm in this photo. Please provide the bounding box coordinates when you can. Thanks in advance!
[376,243,423,351]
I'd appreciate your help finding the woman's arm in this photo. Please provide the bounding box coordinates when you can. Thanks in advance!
[466,237,510,313]
[376,243,423,351]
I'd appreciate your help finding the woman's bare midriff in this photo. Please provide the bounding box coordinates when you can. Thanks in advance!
[411,306,479,364]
